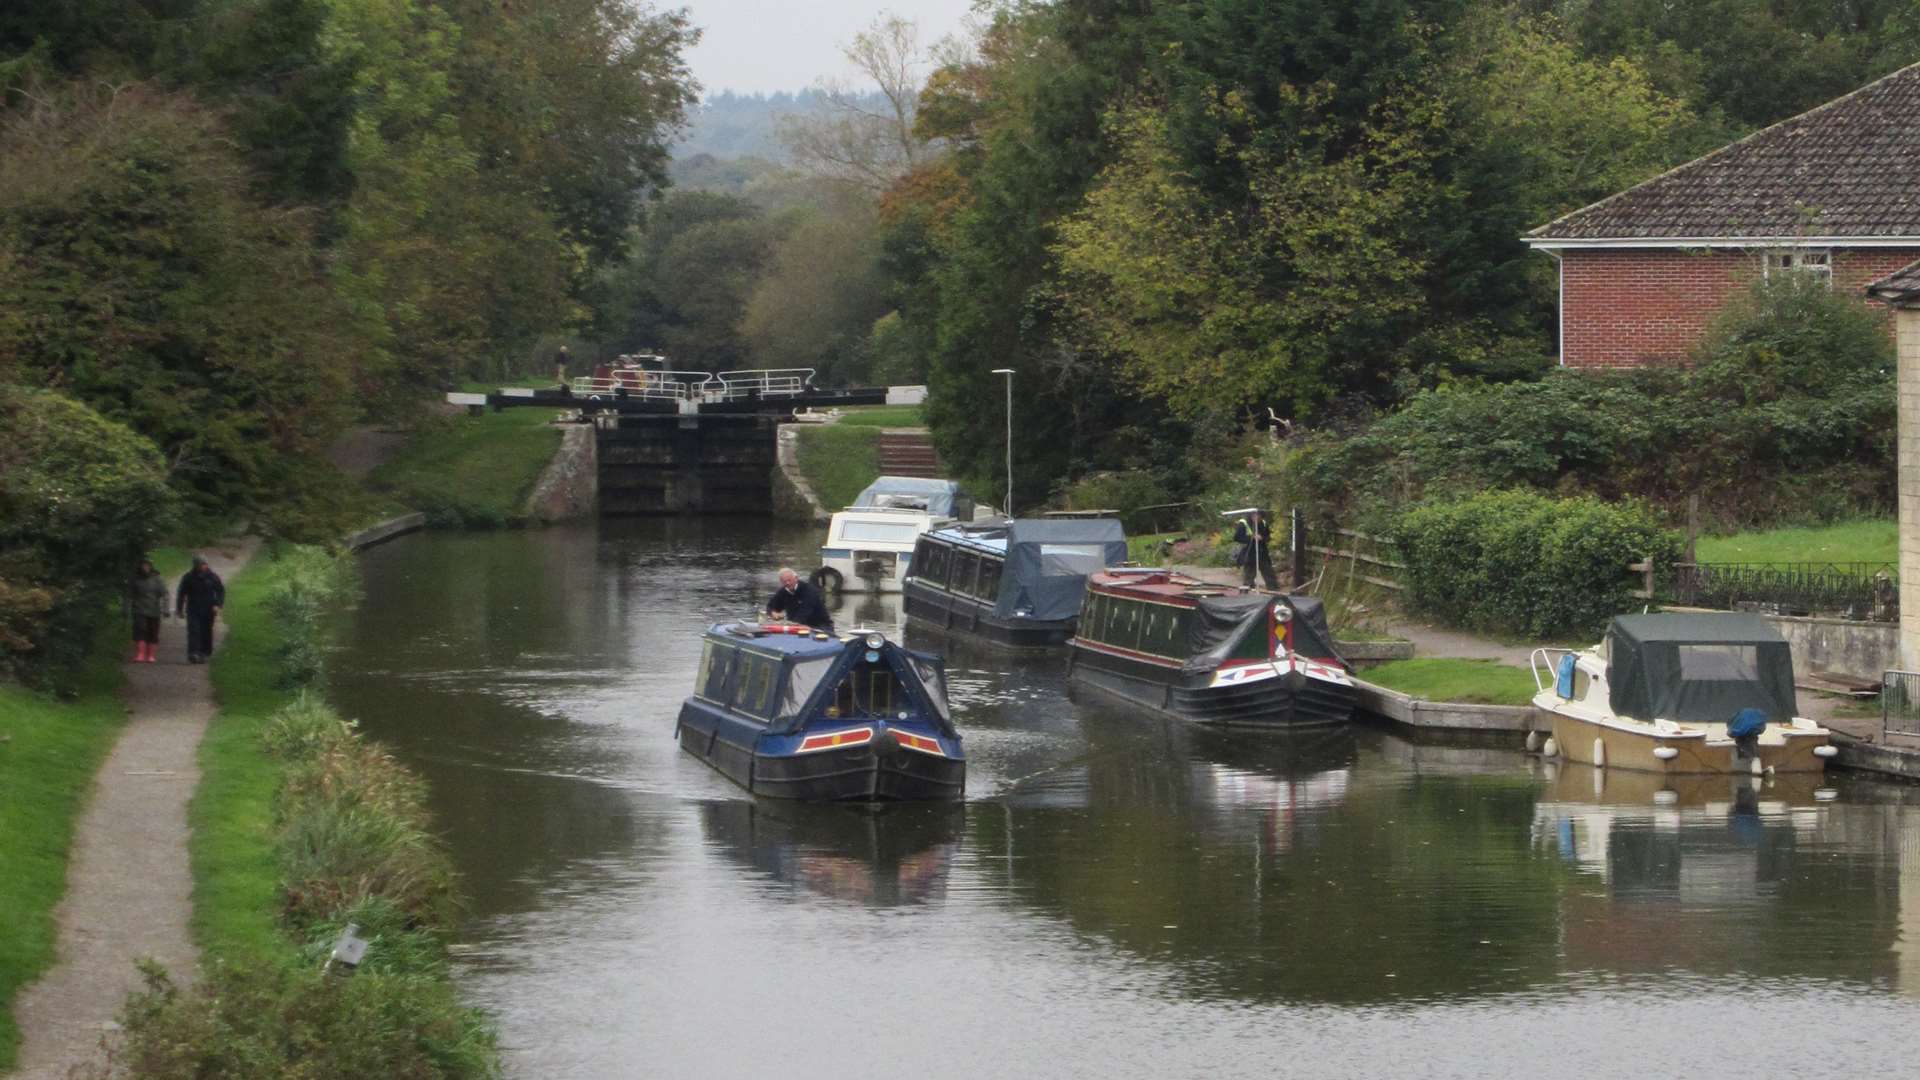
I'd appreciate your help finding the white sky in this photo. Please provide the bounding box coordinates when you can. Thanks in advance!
[678,0,980,95]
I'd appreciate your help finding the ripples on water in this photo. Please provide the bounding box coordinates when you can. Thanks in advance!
[327,521,1920,1078]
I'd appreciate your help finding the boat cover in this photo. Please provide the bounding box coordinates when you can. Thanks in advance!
[1182,594,1348,674]
[852,476,974,520]
[1604,613,1797,722]
[993,519,1129,621]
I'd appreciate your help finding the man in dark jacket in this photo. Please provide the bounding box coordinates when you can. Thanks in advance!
[175,555,226,663]
[1232,511,1279,590]
[766,567,835,632]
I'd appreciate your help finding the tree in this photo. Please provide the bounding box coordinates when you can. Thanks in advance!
[739,193,891,384]
[778,14,947,194]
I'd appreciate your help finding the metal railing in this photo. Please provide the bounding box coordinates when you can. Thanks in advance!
[1885,670,1920,737]
[1667,561,1898,622]
[717,368,815,398]
[571,368,818,404]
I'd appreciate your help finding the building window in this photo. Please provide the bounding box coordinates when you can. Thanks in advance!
[1763,249,1832,286]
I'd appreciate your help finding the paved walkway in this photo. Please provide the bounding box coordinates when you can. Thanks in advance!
[10,540,256,1080]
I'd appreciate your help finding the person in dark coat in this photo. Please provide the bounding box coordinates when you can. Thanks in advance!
[125,557,169,664]
[1232,511,1279,590]
[766,567,835,632]
[175,555,226,664]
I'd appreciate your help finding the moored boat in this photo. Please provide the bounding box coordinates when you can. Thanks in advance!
[676,621,964,801]
[811,477,975,594]
[1529,612,1836,775]
[902,518,1128,649]
[1065,569,1357,729]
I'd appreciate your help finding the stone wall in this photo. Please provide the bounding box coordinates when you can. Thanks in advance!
[1758,612,1898,684]
[523,422,598,523]
[1900,307,1920,671]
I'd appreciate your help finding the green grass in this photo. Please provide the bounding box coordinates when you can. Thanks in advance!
[193,551,299,962]
[833,404,925,428]
[1126,532,1178,566]
[0,615,128,1070]
[1693,517,1895,564]
[366,408,564,528]
[794,424,882,510]
[1361,657,1539,706]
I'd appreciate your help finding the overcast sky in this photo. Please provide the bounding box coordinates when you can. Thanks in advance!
[680,0,979,96]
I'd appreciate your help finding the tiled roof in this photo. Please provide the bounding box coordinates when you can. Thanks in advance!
[1868,258,1920,304]
[1530,62,1920,242]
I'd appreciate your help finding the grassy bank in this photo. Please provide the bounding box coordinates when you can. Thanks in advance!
[1362,658,1538,706]
[137,547,498,1078]
[0,617,126,1071]
[1693,517,1895,564]
[794,424,882,511]
[834,404,924,427]
[366,407,563,528]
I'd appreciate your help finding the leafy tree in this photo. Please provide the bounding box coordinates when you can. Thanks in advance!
[739,193,891,384]
[0,82,361,519]
[0,388,177,679]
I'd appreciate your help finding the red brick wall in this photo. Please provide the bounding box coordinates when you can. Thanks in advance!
[1557,247,1920,368]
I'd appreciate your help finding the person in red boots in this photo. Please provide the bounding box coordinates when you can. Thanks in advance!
[125,557,168,663]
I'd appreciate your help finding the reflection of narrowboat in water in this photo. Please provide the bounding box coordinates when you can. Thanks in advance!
[698,799,962,906]
[1066,570,1356,729]
[902,519,1128,649]
[675,622,964,801]
[1530,613,1835,775]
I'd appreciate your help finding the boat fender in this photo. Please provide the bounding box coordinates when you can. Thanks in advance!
[1652,746,1679,761]
[1592,739,1606,769]
[1524,731,1543,753]
[1813,745,1838,759]
[872,729,901,760]
[1540,737,1559,760]
[812,566,845,593]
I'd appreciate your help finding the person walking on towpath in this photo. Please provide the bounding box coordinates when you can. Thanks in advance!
[125,557,168,663]
[767,567,835,633]
[175,554,225,663]
[1233,510,1280,591]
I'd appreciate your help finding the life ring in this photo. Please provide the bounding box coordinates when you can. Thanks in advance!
[760,622,809,635]
[811,566,845,593]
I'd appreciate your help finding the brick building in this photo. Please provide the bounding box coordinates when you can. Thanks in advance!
[1525,62,1920,369]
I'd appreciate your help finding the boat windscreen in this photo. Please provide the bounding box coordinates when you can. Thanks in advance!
[828,658,908,719]
[839,520,923,545]
[907,652,950,723]
[783,657,839,719]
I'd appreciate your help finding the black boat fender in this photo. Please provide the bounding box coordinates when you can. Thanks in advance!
[812,566,845,593]
[871,728,902,762]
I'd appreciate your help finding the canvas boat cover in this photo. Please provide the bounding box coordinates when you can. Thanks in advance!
[992,519,1129,621]
[1181,594,1348,675]
[1604,613,1797,722]
[852,476,974,520]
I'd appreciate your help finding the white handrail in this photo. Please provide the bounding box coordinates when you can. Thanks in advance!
[1529,647,1578,694]
[717,368,816,399]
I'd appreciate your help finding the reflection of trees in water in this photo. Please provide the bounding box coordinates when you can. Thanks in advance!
[699,799,962,907]
[974,723,1568,1005]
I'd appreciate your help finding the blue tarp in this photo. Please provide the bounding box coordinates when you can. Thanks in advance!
[852,477,974,520]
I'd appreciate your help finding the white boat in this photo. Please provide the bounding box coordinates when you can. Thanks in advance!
[1529,612,1836,775]
[811,478,975,594]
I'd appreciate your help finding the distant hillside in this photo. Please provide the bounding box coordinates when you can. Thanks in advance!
[673,88,892,164]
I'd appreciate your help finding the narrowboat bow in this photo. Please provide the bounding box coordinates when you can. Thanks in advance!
[676,622,965,801]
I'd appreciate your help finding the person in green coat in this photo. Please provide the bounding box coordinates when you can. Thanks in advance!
[125,557,168,664]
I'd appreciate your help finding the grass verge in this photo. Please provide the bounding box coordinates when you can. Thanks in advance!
[1361,657,1538,706]
[0,616,126,1071]
[1693,517,1895,564]
[794,424,882,511]
[366,408,563,528]
[833,404,924,428]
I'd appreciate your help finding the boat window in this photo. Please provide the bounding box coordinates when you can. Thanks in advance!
[730,653,776,719]
[1678,644,1761,682]
[1102,596,1123,643]
[1116,602,1141,650]
[973,557,1002,601]
[952,551,980,596]
[1037,543,1112,576]
[1080,593,1105,640]
[917,541,949,586]
[908,652,950,722]
[698,642,736,701]
[840,520,922,544]
[781,657,838,718]
[828,659,908,718]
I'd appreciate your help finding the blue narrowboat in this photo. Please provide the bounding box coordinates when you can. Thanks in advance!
[902,518,1129,650]
[675,622,965,801]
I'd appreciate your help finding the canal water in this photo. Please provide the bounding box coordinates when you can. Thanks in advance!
[332,520,1920,1079]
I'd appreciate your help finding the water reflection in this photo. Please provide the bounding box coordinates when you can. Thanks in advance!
[698,801,962,907]
[329,525,1920,1077]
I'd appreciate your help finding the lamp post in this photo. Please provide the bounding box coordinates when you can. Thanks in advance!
[991,368,1015,516]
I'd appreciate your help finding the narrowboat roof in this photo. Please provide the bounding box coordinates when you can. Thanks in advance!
[708,621,846,657]
[1088,570,1347,671]
[925,518,1129,621]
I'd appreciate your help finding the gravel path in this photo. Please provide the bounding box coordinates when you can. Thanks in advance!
[10,540,257,1080]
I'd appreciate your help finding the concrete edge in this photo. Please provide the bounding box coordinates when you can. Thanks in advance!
[1829,731,1920,781]
[774,426,833,524]
[1351,677,1548,734]
[343,512,427,552]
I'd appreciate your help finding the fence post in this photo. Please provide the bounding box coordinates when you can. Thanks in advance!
[1290,508,1307,589]
[1685,493,1699,564]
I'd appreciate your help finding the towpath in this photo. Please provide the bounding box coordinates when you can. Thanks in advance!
[10,539,257,1080]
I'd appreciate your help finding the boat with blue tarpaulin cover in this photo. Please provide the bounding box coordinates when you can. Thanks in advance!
[676,621,965,801]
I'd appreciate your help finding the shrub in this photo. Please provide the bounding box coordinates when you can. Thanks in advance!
[89,960,499,1080]
[258,547,358,689]
[1392,490,1679,638]
[261,693,358,762]
[1056,470,1174,533]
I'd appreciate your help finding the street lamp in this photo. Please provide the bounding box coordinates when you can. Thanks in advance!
[991,368,1015,516]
